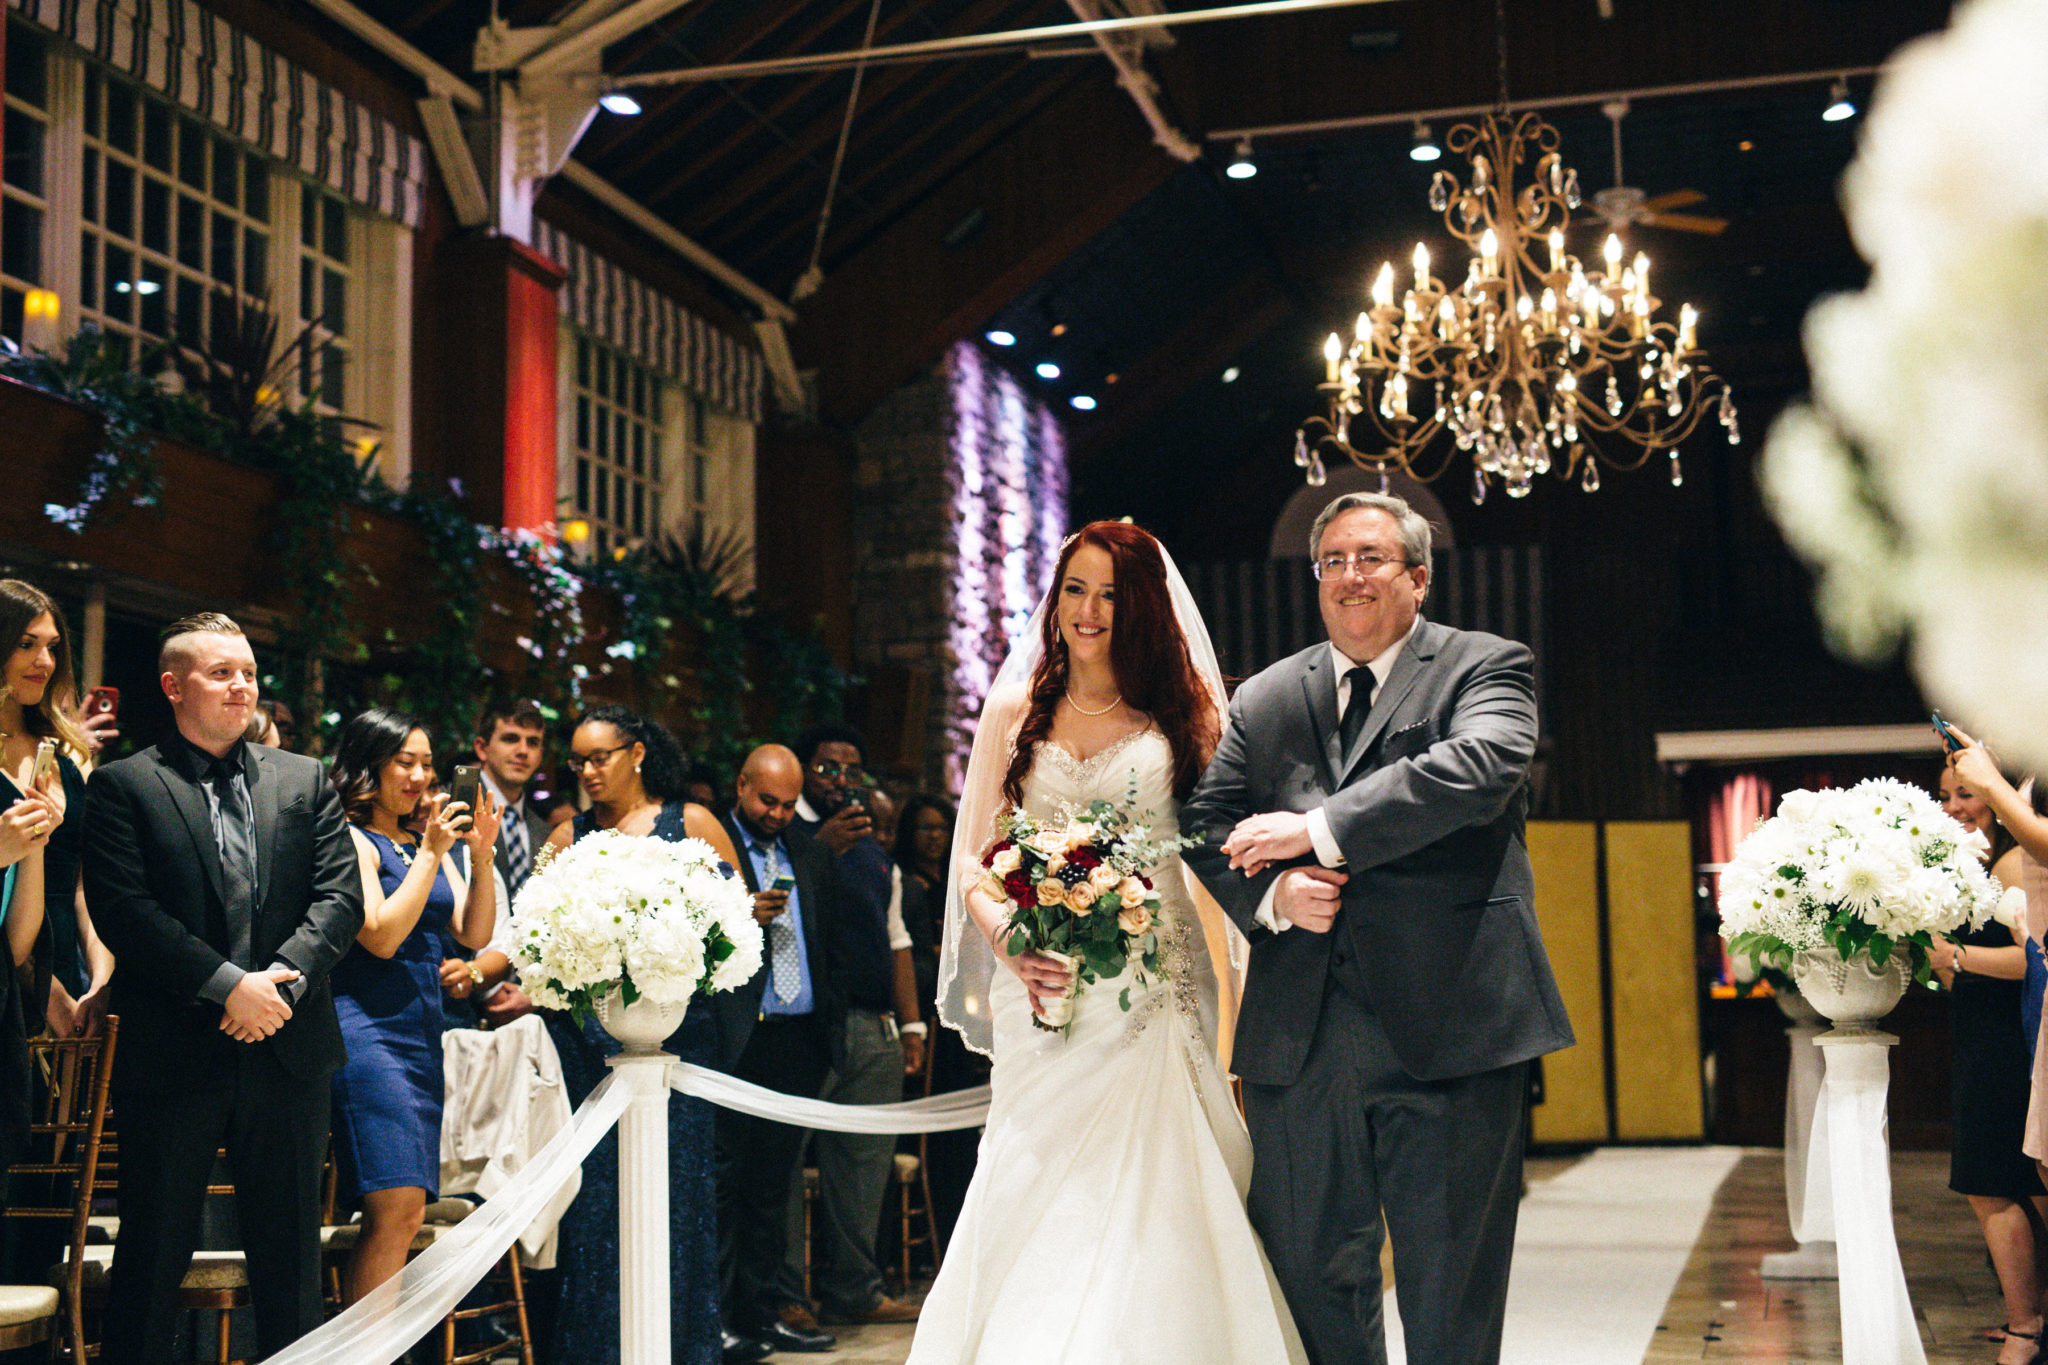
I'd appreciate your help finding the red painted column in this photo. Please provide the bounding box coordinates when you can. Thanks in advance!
[418,235,565,530]
[500,240,566,533]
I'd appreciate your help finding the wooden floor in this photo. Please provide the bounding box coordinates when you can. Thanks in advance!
[821,1148,2007,1364]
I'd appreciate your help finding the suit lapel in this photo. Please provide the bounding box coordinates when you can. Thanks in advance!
[248,747,280,909]
[1300,648,1343,789]
[155,761,225,906]
[724,815,762,893]
[1338,618,1441,785]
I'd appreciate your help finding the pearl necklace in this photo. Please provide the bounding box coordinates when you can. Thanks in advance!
[1064,691,1122,717]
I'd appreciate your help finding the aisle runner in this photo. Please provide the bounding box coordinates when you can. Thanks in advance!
[1385,1146,1742,1365]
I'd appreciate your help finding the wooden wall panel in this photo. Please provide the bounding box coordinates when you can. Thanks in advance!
[1607,821,1706,1140]
[1527,821,1607,1144]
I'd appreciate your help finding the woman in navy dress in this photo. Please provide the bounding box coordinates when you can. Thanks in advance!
[542,704,742,1365]
[329,708,501,1302]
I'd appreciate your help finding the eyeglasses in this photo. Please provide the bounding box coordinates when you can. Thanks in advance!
[810,760,865,782]
[570,744,634,771]
[1312,551,1409,582]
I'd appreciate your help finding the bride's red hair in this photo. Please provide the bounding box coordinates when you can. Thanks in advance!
[1002,522,1219,809]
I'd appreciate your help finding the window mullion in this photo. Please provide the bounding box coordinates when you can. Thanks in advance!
[42,48,85,339]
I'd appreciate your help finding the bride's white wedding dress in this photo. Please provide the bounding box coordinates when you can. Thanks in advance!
[909,727,1307,1364]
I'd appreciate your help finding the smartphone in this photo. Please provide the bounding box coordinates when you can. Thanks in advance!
[85,686,119,719]
[771,873,797,893]
[449,764,483,827]
[30,738,58,787]
[1932,711,1963,753]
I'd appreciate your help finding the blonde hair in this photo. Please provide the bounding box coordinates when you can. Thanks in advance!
[158,612,247,674]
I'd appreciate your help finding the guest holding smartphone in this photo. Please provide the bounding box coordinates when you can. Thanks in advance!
[0,581,113,1039]
[327,709,500,1301]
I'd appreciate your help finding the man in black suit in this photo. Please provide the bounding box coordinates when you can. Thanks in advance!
[713,744,837,1357]
[438,700,554,1027]
[1184,494,1574,1365]
[82,613,363,1365]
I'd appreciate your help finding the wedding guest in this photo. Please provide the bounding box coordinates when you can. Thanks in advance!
[0,582,112,1039]
[1933,761,2045,1365]
[780,725,922,1329]
[0,744,60,1175]
[328,708,500,1301]
[544,705,742,1365]
[892,794,986,1248]
[714,745,837,1359]
[684,761,723,814]
[243,706,282,748]
[259,700,300,753]
[434,701,551,1028]
[83,613,363,1365]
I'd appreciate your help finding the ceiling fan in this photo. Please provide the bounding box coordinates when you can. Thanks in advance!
[1580,99,1729,236]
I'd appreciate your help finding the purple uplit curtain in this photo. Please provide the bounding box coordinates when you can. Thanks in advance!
[946,342,1069,789]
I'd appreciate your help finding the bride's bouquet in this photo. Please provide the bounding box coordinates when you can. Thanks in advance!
[510,830,764,1019]
[980,780,1198,1032]
[1718,778,2002,984]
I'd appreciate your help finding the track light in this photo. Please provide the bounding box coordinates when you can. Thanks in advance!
[1226,138,1257,180]
[985,329,1016,347]
[1069,395,1097,411]
[599,93,642,116]
[1822,79,1856,122]
[1036,362,1061,380]
[1409,121,1442,162]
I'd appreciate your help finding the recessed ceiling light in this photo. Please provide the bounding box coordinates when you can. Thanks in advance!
[599,93,642,116]
[1738,139,1754,152]
[985,329,1016,347]
[1036,362,1061,380]
[1104,373,1120,385]
[1069,394,1097,411]
[1050,323,1068,337]
[1221,366,1241,383]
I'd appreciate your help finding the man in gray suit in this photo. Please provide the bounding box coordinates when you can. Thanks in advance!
[1183,492,1573,1365]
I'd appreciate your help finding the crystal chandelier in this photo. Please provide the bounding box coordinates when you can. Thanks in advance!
[1294,110,1739,503]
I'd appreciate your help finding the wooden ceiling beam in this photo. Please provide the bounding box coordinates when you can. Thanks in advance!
[793,69,1177,425]
[634,0,1032,213]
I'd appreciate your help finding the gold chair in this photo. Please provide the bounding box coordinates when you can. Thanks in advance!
[3,1018,119,1362]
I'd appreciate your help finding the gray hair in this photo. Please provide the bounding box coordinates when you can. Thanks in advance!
[1308,492,1433,567]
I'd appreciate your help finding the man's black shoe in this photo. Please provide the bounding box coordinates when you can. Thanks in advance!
[758,1319,837,1353]
[721,1330,773,1362]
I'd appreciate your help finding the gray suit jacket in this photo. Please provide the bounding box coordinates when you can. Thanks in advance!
[1183,617,1574,1086]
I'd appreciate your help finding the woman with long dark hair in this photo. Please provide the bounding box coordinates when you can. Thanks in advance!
[541,704,743,1365]
[328,708,500,1301]
[910,523,1305,1362]
[0,581,111,1039]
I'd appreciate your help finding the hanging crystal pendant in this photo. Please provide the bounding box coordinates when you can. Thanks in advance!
[1306,454,1328,487]
[1563,169,1582,209]
[1606,375,1623,417]
[1428,173,1452,212]
[1669,452,1683,487]
[1294,429,1311,468]
[1581,459,1601,493]
[1472,466,1488,504]
[1507,473,1533,499]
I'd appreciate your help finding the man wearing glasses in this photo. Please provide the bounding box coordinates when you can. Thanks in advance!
[1183,492,1574,1365]
[775,726,925,1329]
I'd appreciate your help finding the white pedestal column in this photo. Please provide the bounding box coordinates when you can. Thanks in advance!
[607,1051,674,1365]
[1761,998,1838,1280]
[1816,1029,1925,1365]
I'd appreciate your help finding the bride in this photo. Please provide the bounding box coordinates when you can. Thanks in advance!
[910,522,1306,1363]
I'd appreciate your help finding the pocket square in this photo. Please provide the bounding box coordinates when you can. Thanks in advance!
[1385,719,1434,741]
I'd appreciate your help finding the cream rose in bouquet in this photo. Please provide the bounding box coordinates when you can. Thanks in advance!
[1717,778,2002,984]
[980,780,1197,1033]
[510,829,764,1018]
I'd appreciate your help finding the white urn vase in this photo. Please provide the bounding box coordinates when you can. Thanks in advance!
[596,987,688,1053]
[1790,949,1910,1036]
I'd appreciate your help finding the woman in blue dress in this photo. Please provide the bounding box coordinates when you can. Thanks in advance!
[329,708,501,1302]
[541,704,742,1365]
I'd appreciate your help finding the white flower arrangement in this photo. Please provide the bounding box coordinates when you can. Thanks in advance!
[1759,0,2048,771]
[509,830,763,1017]
[1718,778,2002,982]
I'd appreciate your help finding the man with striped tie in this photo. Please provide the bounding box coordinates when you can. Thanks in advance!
[715,744,841,1358]
[437,702,553,1025]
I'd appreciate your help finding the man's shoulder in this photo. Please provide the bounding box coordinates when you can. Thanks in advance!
[92,746,168,788]
[1420,620,1531,667]
[1233,643,1326,706]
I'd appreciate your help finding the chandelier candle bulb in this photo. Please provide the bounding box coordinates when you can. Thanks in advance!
[1324,333,1342,382]
[1372,262,1395,309]
[1413,242,1431,291]
[1480,228,1500,277]
[1603,234,1623,272]
[1549,228,1565,273]
[1679,304,1698,352]
[1541,287,1558,325]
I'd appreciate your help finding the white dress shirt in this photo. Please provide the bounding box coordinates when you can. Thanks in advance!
[1256,620,1418,933]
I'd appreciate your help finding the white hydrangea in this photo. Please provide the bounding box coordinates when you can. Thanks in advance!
[1760,0,2048,772]
[1719,778,2002,971]
[508,830,764,1017]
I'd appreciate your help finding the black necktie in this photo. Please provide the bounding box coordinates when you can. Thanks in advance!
[1338,665,1376,753]
[208,758,258,968]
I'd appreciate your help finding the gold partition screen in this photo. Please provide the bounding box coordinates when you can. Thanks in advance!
[1605,821,1705,1140]
[1526,821,1607,1143]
